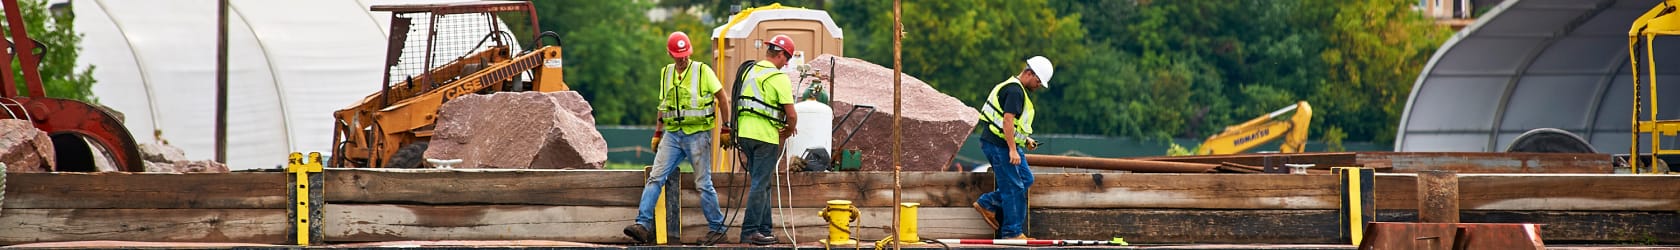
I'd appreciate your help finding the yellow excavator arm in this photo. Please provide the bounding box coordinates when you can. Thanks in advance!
[1195,101,1312,155]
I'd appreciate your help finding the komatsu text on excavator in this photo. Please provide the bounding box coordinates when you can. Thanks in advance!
[1194,101,1312,155]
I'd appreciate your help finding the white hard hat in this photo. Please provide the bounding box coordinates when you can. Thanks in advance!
[1026,56,1054,89]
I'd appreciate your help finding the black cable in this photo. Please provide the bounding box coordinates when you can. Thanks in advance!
[716,60,761,241]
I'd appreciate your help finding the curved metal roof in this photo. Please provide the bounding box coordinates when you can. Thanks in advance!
[1397,0,1676,154]
[75,0,511,169]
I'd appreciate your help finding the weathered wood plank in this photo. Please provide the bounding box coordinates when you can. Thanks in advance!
[323,169,646,206]
[2,172,288,209]
[1374,174,1418,210]
[1032,209,1680,244]
[324,169,993,207]
[1028,209,1343,244]
[1377,210,1680,244]
[325,170,1680,211]
[0,208,289,245]
[1130,153,1361,171]
[686,172,991,208]
[1356,152,1612,173]
[1027,173,1340,209]
[323,204,991,243]
[690,173,1343,209]
[1459,174,1680,211]
[1377,174,1680,211]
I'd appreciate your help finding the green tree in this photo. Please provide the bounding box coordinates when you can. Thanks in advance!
[831,0,1087,109]
[531,0,668,125]
[1311,0,1450,144]
[3,0,95,102]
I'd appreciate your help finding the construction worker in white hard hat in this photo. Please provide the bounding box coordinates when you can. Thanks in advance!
[733,34,800,245]
[625,31,729,245]
[972,55,1053,239]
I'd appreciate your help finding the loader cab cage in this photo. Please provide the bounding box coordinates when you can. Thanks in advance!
[371,1,539,93]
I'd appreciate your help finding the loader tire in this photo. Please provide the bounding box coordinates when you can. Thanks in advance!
[383,141,430,169]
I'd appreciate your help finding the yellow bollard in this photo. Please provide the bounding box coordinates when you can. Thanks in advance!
[898,202,924,244]
[819,200,859,245]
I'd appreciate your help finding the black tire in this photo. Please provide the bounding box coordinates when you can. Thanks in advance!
[383,141,430,169]
[1505,128,1596,153]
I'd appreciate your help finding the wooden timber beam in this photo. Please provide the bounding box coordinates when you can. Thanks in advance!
[2,172,287,209]
[1026,154,1219,173]
[322,169,1680,211]
[1356,152,1612,173]
[0,208,290,245]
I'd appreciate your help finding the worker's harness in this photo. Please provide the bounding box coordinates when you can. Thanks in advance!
[736,63,787,125]
[659,61,715,125]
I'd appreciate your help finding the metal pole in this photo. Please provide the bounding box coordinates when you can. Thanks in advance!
[2,0,44,97]
[890,0,902,249]
[215,0,229,163]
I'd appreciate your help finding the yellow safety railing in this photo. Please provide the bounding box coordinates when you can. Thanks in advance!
[1629,0,1680,174]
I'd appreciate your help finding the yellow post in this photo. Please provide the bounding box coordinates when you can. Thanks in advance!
[897,202,923,244]
[819,200,858,245]
[1335,167,1374,246]
[286,152,324,246]
[654,188,668,244]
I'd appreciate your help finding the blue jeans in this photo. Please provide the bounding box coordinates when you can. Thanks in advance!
[635,130,725,233]
[976,140,1033,238]
[737,138,780,238]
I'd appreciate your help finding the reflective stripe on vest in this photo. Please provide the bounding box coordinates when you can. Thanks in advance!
[737,64,785,122]
[979,78,1035,145]
[660,62,713,124]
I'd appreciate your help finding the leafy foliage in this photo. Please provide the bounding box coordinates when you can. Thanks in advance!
[3,0,95,102]
[530,0,1450,144]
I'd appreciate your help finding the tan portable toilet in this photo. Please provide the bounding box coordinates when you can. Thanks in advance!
[710,3,844,87]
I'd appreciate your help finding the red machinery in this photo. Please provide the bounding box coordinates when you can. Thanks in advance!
[0,0,141,172]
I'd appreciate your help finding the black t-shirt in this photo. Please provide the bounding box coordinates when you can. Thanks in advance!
[981,82,1026,146]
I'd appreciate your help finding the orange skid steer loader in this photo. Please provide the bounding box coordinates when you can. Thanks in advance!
[330,1,567,168]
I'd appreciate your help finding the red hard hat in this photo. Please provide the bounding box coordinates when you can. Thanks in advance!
[667,32,692,57]
[764,34,795,54]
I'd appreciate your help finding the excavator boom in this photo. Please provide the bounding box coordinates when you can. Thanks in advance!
[1195,101,1312,155]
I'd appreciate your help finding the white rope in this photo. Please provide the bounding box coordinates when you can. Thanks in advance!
[1,162,7,214]
[774,147,799,245]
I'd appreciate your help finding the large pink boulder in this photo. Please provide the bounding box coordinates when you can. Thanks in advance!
[790,55,980,171]
[0,119,53,172]
[424,91,607,169]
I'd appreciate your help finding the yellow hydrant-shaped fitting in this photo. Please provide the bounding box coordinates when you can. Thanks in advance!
[898,202,923,244]
[819,200,859,245]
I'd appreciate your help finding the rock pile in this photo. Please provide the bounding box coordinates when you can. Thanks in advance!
[424,91,607,169]
[789,55,980,171]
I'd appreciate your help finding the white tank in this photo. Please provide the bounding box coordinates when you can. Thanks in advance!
[785,100,833,161]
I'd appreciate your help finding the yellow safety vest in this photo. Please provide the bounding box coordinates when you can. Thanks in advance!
[736,62,786,125]
[979,77,1035,145]
[659,61,717,129]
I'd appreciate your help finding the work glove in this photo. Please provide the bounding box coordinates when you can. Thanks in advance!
[1024,137,1042,151]
[719,126,736,149]
[651,131,663,151]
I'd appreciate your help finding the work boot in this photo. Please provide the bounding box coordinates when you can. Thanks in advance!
[699,230,726,246]
[972,202,999,231]
[623,223,653,244]
[742,232,777,245]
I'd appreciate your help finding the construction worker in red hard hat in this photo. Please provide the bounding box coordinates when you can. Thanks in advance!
[972,55,1053,240]
[732,34,800,245]
[625,31,730,245]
